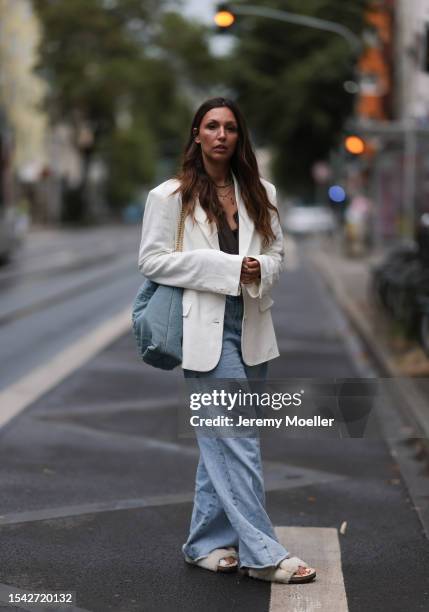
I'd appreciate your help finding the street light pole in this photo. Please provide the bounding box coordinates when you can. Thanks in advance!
[403,117,417,239]
[215,4,363,116]
[223,4,363,55]
[214,3,364,224]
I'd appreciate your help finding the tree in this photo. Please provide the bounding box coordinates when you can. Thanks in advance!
[225,0,369,197]
[32,0,220,221]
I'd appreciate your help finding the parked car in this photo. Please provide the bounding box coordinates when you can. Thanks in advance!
[283,205,337,236]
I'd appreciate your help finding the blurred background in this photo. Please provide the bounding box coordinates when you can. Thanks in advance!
[1,0,426,232]
[1,0,429,381]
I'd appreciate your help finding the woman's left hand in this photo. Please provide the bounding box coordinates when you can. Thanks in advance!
[240,257,261,284]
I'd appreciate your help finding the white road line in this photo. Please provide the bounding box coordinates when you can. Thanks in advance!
[34,397,180,417]
[0,463,345,526]
[0,307,132,430]
[270,527,348,612]
[0,493,196,526]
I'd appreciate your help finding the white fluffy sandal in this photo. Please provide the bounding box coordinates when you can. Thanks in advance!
[245,556,316,584]
[184,547,238,573]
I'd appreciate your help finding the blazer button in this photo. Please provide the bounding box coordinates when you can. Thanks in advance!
[213,319,220,324]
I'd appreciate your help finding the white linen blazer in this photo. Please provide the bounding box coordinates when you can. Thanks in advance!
[137,173,285,371]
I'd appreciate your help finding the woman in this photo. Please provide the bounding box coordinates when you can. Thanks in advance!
[138,97,316,584]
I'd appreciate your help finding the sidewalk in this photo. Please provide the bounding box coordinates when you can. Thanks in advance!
[310,242,429,445]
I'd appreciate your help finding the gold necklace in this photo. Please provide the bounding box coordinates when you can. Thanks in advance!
[214,174,233,188]
[217,185,236,208]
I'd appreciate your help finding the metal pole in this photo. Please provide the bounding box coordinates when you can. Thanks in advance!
[230,5,363,55]
[403,117,417,239]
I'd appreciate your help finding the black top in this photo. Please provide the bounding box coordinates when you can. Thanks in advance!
[218,211,239,254]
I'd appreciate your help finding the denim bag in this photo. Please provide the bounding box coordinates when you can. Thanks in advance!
[132,205,185,370]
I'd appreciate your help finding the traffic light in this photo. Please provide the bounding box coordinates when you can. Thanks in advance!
[214,3,236,32]
[344,135,365,155]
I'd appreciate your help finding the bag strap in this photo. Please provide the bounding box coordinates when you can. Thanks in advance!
[175,204,186,252]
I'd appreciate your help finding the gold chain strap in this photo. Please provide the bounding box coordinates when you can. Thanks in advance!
[175,205,186,252]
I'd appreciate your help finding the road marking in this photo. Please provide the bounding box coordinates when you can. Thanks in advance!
[0,307,132,430]
[32,418,201,456]
[270,527,348,612]
[0,493,197,526]
[34,397,180,417]
[0,462,345,526]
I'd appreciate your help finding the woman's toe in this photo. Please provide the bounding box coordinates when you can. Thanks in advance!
[219,556,237,567]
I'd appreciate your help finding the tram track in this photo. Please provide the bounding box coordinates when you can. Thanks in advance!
[0,252,137,327]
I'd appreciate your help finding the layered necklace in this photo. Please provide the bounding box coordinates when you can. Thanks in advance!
[214,176,236,209]
[213,176,238,232]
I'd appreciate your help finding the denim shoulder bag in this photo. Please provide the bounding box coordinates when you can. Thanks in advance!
[132,204,185,370]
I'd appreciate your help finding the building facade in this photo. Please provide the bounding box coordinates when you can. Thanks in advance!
[0,0,48,182]
[395,0,429,122]
[345,0,429,246]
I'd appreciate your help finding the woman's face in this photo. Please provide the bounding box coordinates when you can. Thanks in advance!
[194,107,239,163]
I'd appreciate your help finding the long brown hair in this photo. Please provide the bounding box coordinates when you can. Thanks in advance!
[174,97,278,247]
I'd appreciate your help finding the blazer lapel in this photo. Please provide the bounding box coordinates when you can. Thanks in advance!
[194,198,219,249]
[232,173,254,256]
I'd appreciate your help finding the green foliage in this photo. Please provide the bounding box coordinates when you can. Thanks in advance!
[33,0,366,208]
[33,0,161,126]
[226,0,369,197]
[155,13,222,90]
[99,115,156,209]
[32,0,220,213]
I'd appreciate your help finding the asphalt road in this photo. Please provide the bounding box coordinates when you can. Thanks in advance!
[0,228,428,612]
[0,226,141,390]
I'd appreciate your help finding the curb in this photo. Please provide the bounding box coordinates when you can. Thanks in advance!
[312,251,429,448]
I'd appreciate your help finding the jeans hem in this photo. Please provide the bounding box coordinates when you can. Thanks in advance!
[183,545,237,563]
[239,552,290,570]
[184,552,209,563]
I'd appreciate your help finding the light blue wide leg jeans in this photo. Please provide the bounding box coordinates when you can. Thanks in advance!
[182,295,290,569]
